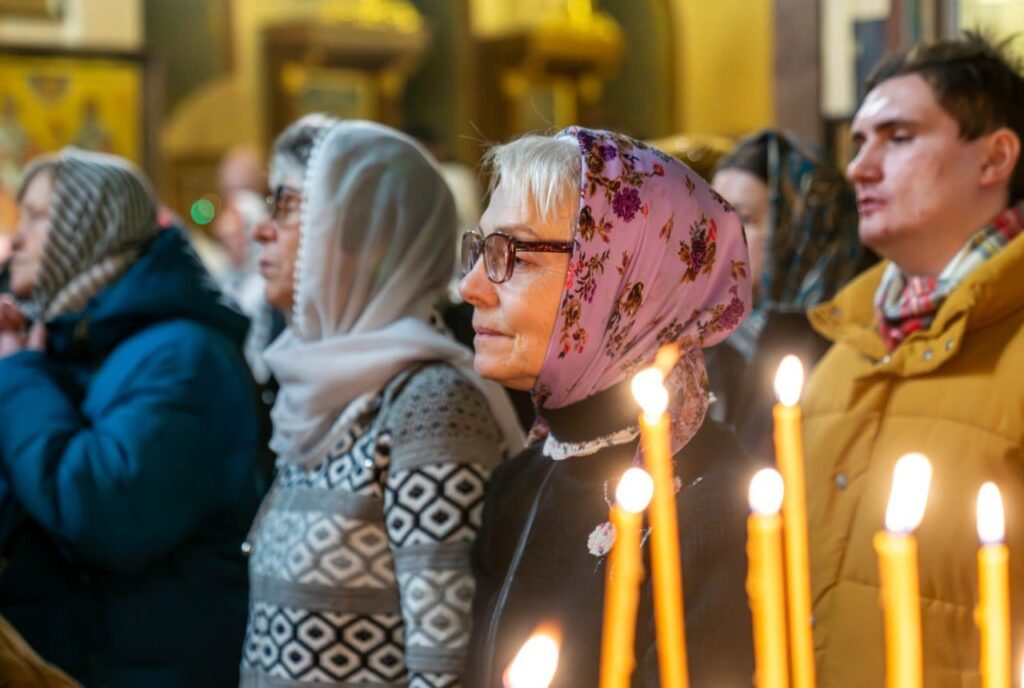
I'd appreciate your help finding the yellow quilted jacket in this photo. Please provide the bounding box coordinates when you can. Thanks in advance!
[802,233,1024,687]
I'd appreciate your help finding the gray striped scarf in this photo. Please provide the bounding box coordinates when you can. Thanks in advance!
[24,148,159,320]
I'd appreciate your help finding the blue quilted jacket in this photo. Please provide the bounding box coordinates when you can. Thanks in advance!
[0,229,263,687]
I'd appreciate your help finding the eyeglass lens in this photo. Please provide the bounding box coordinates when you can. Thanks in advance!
[461,232,515,283]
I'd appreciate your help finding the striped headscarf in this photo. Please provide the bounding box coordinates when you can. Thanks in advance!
[716,130,867,359]
[20,148,159,320]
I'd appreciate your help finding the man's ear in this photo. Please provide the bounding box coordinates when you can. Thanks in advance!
[979,127,1021,191]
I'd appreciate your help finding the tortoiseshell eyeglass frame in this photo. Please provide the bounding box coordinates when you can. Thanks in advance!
[460,229,574,284]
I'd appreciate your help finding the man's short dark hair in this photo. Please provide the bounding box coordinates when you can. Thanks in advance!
[866,32,1024,204]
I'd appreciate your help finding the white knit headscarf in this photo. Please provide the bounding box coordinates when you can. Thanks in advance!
[264,120,525,467]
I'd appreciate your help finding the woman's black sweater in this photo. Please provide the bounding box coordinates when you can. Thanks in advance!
[466,379,761,687]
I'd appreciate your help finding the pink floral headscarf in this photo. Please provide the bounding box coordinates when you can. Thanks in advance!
[534,127,752,448]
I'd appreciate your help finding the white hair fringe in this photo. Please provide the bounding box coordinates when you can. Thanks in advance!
[482,134,582,230]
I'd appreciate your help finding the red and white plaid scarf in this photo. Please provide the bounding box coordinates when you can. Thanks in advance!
[875,203,1024,351]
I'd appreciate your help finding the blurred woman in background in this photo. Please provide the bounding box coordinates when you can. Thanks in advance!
[710,130,873,457]
[0,148,262,687]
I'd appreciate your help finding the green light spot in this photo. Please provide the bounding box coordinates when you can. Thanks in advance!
[191,198,216,225]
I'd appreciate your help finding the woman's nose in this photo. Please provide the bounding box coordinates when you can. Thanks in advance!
[251,217,274,244]
[9,226,25,252]
[458,257,497,308]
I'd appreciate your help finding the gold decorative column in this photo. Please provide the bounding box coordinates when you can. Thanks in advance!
[261,0,429,140]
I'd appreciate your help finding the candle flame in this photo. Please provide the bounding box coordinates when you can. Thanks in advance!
[884,453,933,534]
[977,482,1005,545]
[653,343,681,376]
[774,355,804,407]
[616,467,655,514]
[631,367,669,422]
[749,468,785,516]
[504,631,560,688]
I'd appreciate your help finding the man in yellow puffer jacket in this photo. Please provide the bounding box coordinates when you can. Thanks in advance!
[803,33,1024,687]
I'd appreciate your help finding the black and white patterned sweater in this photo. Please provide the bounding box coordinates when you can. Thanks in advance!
[241,363,505,687]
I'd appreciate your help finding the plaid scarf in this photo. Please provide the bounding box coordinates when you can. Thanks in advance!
[875,202,1024,350]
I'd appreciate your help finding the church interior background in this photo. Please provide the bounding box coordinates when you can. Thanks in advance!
[0,0,1021,244]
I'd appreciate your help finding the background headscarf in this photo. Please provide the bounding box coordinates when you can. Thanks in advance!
[716,130,866,359]
[19,148,158,321]
[534,127,752,450]
[264,120,524,467]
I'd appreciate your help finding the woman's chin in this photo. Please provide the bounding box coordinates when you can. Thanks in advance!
[472,354,502,382]
[263,288,292,314]
[501,377,537,392]
[8,272,34,299]
[473,355,535,391]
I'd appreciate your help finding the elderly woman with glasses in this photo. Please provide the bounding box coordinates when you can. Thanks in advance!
[460,129,760,686]
[240,115,524,687]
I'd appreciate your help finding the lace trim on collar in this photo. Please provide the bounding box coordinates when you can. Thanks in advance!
[542,424,640,461]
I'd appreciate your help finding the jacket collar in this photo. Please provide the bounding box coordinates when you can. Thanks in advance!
[810,230,1024,375]
[46,229,249,363]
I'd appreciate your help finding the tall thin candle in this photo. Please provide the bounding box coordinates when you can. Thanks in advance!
[874,453,932,688]
[599,468,654,688]
[747,468,790,688]
[631,365,690,688]
[977,482,1011,688]
[771,355,816,688]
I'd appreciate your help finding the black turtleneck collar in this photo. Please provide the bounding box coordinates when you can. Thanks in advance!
[536,376,641,444]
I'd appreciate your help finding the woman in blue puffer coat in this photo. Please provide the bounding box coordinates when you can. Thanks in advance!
[0,149,264,687]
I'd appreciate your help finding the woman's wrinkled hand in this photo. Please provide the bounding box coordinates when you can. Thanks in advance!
[0,296,45,359]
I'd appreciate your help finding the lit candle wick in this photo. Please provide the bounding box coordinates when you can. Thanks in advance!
[773,355,804,407]
[749,468,785,516]
[884,453,933,535]
[618,467,655,513]
[505,631,560,688]
[631,367,669,424]
[977,482,1005,546]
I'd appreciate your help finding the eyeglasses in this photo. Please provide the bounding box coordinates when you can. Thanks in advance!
[460,229,574,284]
[265,185,302,225]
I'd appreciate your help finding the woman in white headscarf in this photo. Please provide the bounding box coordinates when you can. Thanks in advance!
[240,115,524,687]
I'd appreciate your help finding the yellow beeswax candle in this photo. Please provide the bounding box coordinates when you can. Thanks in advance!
[631,367,690,688]
[772,355,816,688]
[747,468,790,688]
[599,468,654,688]
[875,453,932,688]
[977,482,1011,688]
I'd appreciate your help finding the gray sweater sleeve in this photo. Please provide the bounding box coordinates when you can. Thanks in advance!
[381,363,505,687]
